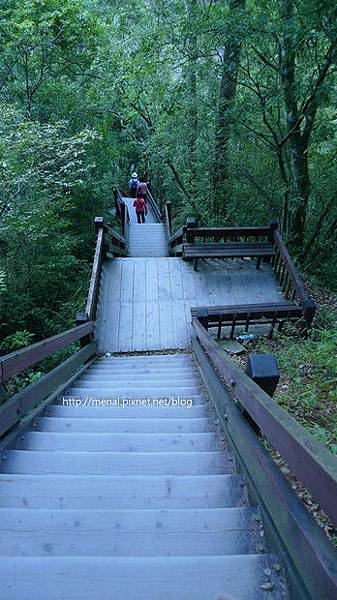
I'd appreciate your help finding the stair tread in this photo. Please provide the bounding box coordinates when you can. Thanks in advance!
[0,472,246,509]
[0,555,284,600]
[0,507,259,557]
[1,449,232,475]
[37,416,214,433]
[18,432,221,453]
[47,405,209,418]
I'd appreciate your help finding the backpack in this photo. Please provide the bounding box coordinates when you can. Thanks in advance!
[130,178,138,190]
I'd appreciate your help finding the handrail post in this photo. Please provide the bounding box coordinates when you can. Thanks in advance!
[166,201,172,236]
[76,311,92,347]
[95,216,106,260]
[302,299,316,332]
[113,189,119,217]
[95,216,104,230]
[186,217,198,243]
[268,220,278,243]
[121,202,126,237]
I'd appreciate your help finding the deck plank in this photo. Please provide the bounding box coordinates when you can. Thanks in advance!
[97,258,283,351]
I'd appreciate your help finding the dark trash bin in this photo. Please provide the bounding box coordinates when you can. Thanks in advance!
[246,353,280,397]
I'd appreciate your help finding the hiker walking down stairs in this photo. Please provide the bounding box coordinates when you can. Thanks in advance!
[137,176,149,199]
[133,192,148,223]
[128,172,139,198]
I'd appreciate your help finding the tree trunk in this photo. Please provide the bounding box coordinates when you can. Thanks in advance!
[186,0,198,198]
[280,0,310,247]
[212,0,246,222]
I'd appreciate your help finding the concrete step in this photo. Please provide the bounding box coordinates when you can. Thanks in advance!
[93,361,195,370]
[0,555,285,600]
[84,371,199,380]
[36,417,214,433]
[86,364,198,372]
[0,507,259,557]
[129,223,165,228]
[96,354,193,364]
[0,474,246,509]
[129,239,167,244]
[63,387,204,398]
[129,252,168,257]
[47,404,209,418]
[18,432,220,453]
[129,237,167,241]
[1,450,231,475]
[68,378,201,388]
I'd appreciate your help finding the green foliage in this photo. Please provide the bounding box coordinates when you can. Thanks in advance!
[0,330,35,352]
[256,320,337,453]
[0,0,113,353]
[0,0,336,359]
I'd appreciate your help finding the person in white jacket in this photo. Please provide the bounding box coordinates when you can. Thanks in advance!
[128,172,139,198]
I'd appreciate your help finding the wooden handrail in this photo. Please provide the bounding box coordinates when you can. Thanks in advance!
[82,217,127,323]
[114,188,124,218]
[273,229,307,303]
[272,230,316,326]
[192,316,337,526]
[163,202,172,238]
[168,223,273,248]
[186,226,271,238]
[0,342,96,438]
[147,188,162,222]
[105,224,127,246]
[120,201,130,239]
[168,225,186,245]
[0,321,94,384]
[85,220,105,321]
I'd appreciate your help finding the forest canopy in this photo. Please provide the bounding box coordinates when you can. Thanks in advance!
[0,0,336,351]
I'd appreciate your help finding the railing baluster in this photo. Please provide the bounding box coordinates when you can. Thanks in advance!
[217,315,223,340]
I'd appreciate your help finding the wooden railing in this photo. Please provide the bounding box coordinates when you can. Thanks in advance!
[272,228,316,326]
[147,187,162,222]
[168,225,186,254]
[82,218,105,322]
[120,201,130,239]
[193,316,337,525]
[162,201,172,239]
[192,315,337,599]
[191,302,304,340]
[77,216,127,326]
[167,218,196,255]
[184,225,273,243]
[0,213,126,442]
[0,322,96,439]
[114,188,124,218]
[168,219,316,327]
[168,221,272,255]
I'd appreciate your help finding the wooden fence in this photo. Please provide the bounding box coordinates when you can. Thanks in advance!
[192,316,337,525]
[168,219,316,328]
[192,315,337,599]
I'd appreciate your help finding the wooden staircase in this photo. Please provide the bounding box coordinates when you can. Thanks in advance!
[1,196,335,599]
[0,353,285,599]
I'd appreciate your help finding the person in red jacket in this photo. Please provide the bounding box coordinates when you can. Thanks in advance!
[133,193,147,223]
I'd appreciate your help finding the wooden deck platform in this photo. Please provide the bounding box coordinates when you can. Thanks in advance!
[96,257,283,352]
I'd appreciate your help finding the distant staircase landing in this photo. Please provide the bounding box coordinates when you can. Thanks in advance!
[96,257,282,352]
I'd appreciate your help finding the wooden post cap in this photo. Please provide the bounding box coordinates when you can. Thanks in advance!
[94,217,104,229]
[186,217,198,228]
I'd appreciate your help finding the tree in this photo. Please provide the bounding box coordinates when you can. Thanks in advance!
[212,0,247,221]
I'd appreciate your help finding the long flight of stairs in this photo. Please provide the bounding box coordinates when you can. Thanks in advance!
[128,222,167,256]
[0,353,285,599]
